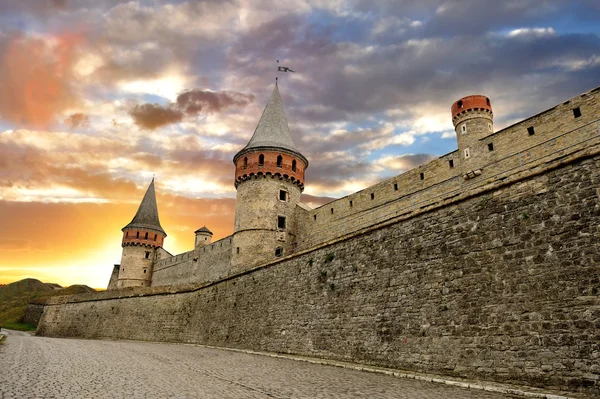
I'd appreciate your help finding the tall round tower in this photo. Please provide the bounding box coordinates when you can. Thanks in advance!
[451,95,493,169]
[231,82,308,270]
[117,178,166,288]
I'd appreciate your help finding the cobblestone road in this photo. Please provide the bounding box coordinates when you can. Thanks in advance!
[0,331,522,399]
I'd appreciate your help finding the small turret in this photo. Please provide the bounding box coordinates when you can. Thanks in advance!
[117,178,166,288]
[451,95,494,173]
[194,226,213,247]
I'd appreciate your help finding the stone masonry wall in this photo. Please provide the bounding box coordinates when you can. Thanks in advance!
[22,303,45,327]
[152,236,233,287]
[38,149,600,395]
[295,86,600,252]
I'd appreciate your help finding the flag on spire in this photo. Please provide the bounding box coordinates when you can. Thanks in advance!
[277,66,295,72]
[276,60,295,73]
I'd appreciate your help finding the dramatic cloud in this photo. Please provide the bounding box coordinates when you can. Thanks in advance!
[64,113,90,129]
[1,0,599,288]
[374,154,438,172]
[0,32,83,128]
[129,89,255,129]
[129,104,184,130]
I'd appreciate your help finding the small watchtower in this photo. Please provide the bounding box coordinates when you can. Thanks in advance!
[117,178,166,288]
[194,226,213,247]
[451,95,493,173]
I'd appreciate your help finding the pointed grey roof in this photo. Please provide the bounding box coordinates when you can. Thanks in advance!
[194,226,213,235]
[235,83,308,161]
[122,178,166,236]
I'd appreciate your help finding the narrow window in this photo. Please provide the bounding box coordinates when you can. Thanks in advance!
[145,251,150,259]
[488,123,492,132]
[277,155,283,167]
[136,231,139,239]
[292,159,297,172]
[205,237,207,241]
[237,247,240,254]
[420,172,424,180]
[486,98,490,106]
[277,216,286,229]
[370,193,374,200]
[122,268,125,272]
[258,154,264,166]
[144,232,148,239]
[143,269,147,274]
[313,214,317,221]
[141,282,143,286]
[330,208,334,214]
[449,159,454,168]
[457,100,463,108]
[279,190,287,201]
[126,232,129,238]
[154,234,157,241]
[573,107,581,118]
[349,200,353,207]
[527,126,535,136]
[461,124,466,133]
[275,247,283,257]
[243,157,248,169]
[394,183,398,191]
[488,142,494,151]
[464,148,470,159]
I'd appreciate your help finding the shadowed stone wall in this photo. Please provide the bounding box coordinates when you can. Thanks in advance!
[22,303,45,327]
[152,238,234,287]
[38,149,600,395]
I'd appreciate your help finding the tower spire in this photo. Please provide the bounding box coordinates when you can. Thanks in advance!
[236,83,305,161]
[122,179,166,236]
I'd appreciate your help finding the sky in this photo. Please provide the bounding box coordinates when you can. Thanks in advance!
[0,0,599,288]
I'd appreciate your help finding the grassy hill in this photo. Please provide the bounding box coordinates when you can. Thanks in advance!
[0,278,95,331]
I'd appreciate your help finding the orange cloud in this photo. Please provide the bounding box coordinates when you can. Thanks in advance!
[0,31,83,128]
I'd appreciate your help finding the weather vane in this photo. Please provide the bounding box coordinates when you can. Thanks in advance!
[276,60,295,81]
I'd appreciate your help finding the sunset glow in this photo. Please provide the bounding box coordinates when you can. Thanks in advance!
[1,1,599,288]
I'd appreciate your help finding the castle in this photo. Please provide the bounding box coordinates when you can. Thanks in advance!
[108,83,309,289]
[40,83,600,396]
[109,82,600,291]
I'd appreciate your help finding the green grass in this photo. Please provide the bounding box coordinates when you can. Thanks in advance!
[0,279,96,329]
[2,322,36,331]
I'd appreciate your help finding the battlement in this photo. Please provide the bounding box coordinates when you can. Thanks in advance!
[121,228,165,248]
[451,95,492,123]
[294,86,600,251]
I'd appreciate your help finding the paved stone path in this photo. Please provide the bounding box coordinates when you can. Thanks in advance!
[0,332,523,399]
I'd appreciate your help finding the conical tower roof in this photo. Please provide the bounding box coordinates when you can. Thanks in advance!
[235,82,307,165]
[194,226,213,234]
[122,178,166,236]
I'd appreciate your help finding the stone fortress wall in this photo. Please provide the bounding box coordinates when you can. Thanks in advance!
[295,87,600,251]
[152,236,234,287]
[137,87,600,286]
[37,86,600,395]
[38,145,600,395]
